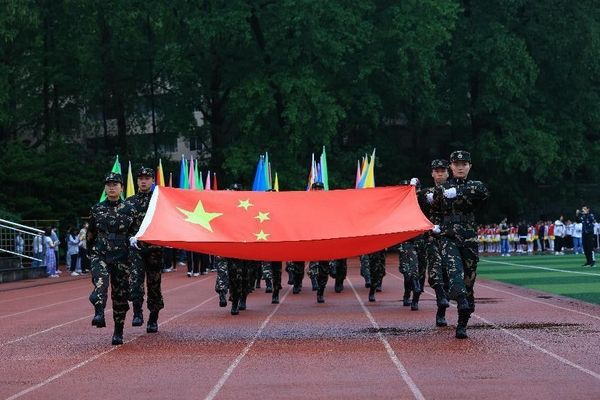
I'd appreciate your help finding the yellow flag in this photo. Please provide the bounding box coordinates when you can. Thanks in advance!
[126,161,135,198]
[274,172,279,192]
[364,149,376,188]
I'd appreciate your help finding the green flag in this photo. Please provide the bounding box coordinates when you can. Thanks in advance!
[99,155,123,202]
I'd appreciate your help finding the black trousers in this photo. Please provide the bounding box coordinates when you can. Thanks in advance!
[582,233,596,264]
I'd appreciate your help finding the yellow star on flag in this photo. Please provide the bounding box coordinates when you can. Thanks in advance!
[254,211,270,223]
[238,199,253,211]
[254,230,270,241]
[177,201,223,232]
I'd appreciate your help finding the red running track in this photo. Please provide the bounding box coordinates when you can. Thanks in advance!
[1,257,599,400]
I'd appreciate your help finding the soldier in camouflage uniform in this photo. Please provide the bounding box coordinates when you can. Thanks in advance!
[263,261,283,303]
[431,150,489,339]
[220,257,251,315]
[87,172,135,345]
[288,261,305,294]
[398,241,421,308]
[419,159,451,326]
[366,250,386,302]
[261,261,274,293]
[308,260,331,303]
[329,258,347,293]
[359,255,371,287]
[214,255,229,307]
[126,167,164,333]
[306,262,320,291]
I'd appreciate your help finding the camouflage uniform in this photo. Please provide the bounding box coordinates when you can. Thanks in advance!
[366,250,386,301]
[398,241,420,306]
[87,183,135,328]
[287,261,305,294]
[214,255,229,293]
[329,258,347,293]
[217,257,251,315]
[359,255,371,287]
[308,260,331,302]
[265,261,283,303]
[125,188,164,319]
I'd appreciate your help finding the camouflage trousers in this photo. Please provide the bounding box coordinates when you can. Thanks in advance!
[287,261,305,282]
[309,261,331,289]
[89,255,130,325]
[247,261,262,291]
[359,255,371,282]
[262,261,282,291]
[367,251,386,288]
[439,237,478,309]
[328,259,348,280]
[426,236,448,291]
[214,256,229,293]
[228,259,250,299]
[129,248,164,312]
[399,243,419,280]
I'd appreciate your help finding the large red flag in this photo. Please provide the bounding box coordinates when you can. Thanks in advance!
[136,186,432,261]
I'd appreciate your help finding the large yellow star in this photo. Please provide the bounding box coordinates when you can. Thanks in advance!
[254,211,270,223]
[238,199,253,211]
[177,201,222,232]
[254,230,270,241]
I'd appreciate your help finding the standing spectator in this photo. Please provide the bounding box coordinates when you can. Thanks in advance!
[50,226,60,273]
[32,234,44,268]
[564,220,574,251]
[594,222,600,251]
[162,247,177,272]
[537,221,546,253]
[518,221,528,253]
[577,206,597,267]
[78,223,89,273]
[554,215,565,255]
[547,221,555,253]
[44,228,58,277]
[572,221,583,255]
[67,228,80,276]
[14,233,25,267]
[499,219,510,257]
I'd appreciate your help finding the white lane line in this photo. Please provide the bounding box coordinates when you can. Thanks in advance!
[0,278,209,348]
[204,288,291,400]
[0,296,87,319]
[476,282,600,322]
[0,286,85,305]
[347,278,426,400]
[386,272,600,381]
[5,294,217,400]
[481,259,600,277]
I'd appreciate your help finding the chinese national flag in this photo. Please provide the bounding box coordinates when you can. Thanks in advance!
[136,186,432,261]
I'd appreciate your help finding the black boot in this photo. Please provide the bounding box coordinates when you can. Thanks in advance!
[146,311,159,333]
[92,304,106,328]
[334,277,344,293]
[317,287,325,303]
[265,278,273,293]
[310,275,318,291]
[287,270,294,285]
[272,289,280,304]
[112,323,124,345]
[364,277,371,288]
[434,286,449,308]
[255,276,261,289]
[402,292,411,307]
[132,304,144,327]
[239,295,247,311]
[368,287,376,302]
[218,291,227,307]
[293,275,302,294]
[435,307,448,327]
[455,313,470,339]
[231,297,240,315]
[411,292,420,311]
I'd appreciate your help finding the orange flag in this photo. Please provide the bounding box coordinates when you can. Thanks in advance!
[136,186,432,261]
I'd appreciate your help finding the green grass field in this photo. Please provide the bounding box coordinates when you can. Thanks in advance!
[478,254,600,305]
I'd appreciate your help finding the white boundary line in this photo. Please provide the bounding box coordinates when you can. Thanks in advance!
[0,285,86,305]
[480,259,600,276]
[204,288,291,400]
[0,296,87,319]
[386,271,600,381]
[5,293,217,400]
[347,277,425,400]
[0,278,209,348]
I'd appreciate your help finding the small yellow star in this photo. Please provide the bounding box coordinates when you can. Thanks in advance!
[238,199,253,210]
[177,201,222,232]
[254,230,270,241]
[254,211,270,223]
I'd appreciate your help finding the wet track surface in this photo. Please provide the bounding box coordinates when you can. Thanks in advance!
[1,257,599,399]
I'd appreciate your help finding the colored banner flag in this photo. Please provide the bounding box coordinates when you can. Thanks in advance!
[136,186,432,261]
[178,156,187,189]
[168,172,173,188]
[320,146,329,190]
[99,155,123,202]
[156,159,165,187]
[212,172,218,190]
[195,162,203,191]
[189,158,196,190]
[364,149,376,188]
[274,172,279,192]
[205,170,211,191]
[126,161,135,198]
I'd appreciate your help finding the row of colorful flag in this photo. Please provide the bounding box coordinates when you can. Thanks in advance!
[100,147,377,200]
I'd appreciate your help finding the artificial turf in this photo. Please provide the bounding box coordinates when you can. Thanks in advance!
[478,254,600,305]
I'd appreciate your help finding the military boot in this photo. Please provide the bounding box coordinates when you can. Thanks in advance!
[218,291,227,307]
[239,294,247,311]
[411,292,420,311]
[112,323,124,345]
[265,278,273,293]
[334,277,344,293]
[146,311,159,333]
[316,287,325,303]
[368,286,376,302]
[271,289,280,304]
[231,297,240,315]
[364,277,371,288]
[287,270,294,285]
[292,275,302,294]
[92,304,106,328]
[402,292,411,307]
[132,304,144,327]
[435,307,448,327]
[310,275,318,291]
[434,286,449,308]
[255,276,261,289]
[455,313,470,339]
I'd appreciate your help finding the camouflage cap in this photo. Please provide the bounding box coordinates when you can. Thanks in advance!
[431,159,449,169]
[104,172,123,184]
[311,181,325,190]
[136,166,155,178]
[229,183,243,191]
[450,150,471,163]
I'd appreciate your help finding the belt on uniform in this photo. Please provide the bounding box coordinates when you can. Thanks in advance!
[443,215,474,224]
